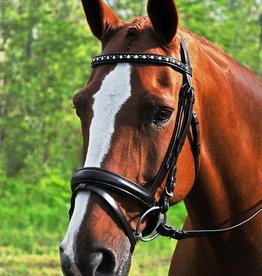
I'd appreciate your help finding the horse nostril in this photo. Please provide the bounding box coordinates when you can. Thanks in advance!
[60,246,74,276]
[89,248,116,274]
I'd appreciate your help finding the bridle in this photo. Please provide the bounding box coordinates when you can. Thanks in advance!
[69,35,262,252]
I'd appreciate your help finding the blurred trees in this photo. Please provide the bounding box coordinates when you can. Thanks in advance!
[0,0,98,183]
[0,0,261,185]
[177,0,261,75]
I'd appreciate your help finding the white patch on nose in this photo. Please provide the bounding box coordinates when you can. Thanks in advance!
[84,63,132,167]
[61,63,132,263]
[60,191,91,262]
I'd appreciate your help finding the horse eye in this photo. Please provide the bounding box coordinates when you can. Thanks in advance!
[153,108,172,124]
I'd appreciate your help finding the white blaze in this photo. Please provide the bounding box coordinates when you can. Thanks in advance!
[60,191,91,262]
[84,63,132,167]
[61,63,132,262]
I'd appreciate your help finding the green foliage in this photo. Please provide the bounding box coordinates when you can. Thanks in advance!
[0,173,70,253]
[177,0,261,75]
[0,0,99,183]
[105,0,147,19]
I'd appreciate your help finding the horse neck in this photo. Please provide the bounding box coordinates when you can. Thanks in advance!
[185,33,262,237]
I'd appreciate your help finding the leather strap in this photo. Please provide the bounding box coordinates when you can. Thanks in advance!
[91,52,192,75]
[149,36,198,195]
[81,185,137,252]
[157,208,262,239]
[70,168,160,237]
[71,167,155,208]
[150,36,197,214]
[191,112,200,176]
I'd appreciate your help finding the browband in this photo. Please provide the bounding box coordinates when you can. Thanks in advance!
[91,52,192,75]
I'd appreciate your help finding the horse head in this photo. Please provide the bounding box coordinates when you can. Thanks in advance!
[60,0,198,274]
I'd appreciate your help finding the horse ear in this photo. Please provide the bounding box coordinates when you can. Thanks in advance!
[81,0,122,40]
[147,0,179,43]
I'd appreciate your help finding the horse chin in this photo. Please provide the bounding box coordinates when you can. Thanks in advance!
[116,251,132,276]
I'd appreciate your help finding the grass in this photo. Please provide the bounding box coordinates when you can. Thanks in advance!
[0,177,186,275]
[0,247,60,276]
[0,203,184,276]
[0,240,178,276]
[130,238,177,275]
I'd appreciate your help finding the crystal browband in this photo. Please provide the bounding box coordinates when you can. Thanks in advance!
[91,53,192,75]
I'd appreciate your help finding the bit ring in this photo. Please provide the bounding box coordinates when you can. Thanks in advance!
[135,206,167,242]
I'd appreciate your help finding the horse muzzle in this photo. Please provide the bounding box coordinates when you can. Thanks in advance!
[60,243,131,276]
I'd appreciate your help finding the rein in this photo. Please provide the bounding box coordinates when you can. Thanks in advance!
[69,35,262,252]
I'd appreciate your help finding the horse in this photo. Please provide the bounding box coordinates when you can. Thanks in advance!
[60,0,262,275]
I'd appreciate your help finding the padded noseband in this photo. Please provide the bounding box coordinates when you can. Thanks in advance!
[70,167,158,252]
[71,167,155,209]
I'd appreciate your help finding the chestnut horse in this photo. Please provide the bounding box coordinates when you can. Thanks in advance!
[60,0,262,275]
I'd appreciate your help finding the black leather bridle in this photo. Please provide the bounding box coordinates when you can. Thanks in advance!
[69,36,262,252]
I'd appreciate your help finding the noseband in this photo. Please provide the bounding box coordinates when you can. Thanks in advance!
[69,36,262,252]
